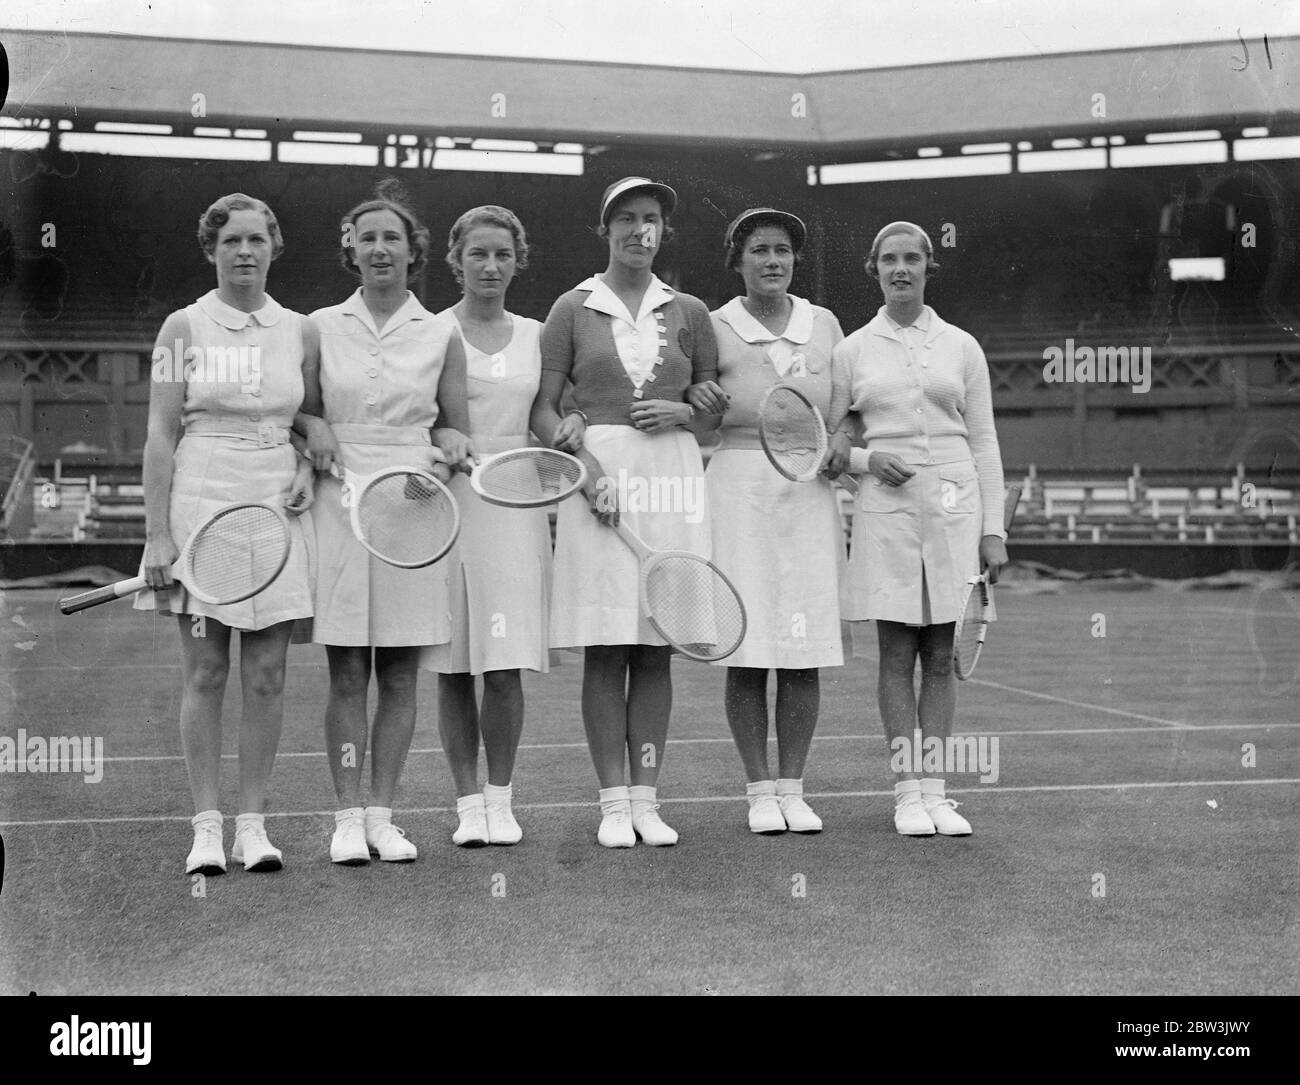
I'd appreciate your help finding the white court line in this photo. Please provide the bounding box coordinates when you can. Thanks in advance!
[967,676,1191,728]
[2,776,1296,827]
[2,662,328,672]
[18,720,1299,766]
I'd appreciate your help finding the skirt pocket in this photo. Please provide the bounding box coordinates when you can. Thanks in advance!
[938,466,979,516]
[860,475,910,515]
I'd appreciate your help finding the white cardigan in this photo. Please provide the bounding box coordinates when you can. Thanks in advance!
[834,305,1006,538]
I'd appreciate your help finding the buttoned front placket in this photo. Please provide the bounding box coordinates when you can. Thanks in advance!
[580,275,674,402]
[344,293,424,421]
[633,307,669,400]
[899,324,928,460]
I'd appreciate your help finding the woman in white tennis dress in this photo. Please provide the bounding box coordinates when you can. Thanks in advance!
[422,205,550,847]
[835,222,1008,837]
[532,177,720,848]
[299,180,473,866]
[697,208,848,836]
[138,193,318,876]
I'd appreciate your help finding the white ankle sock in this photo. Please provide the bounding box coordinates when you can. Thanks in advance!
[192,809,222,827]
[364,805,393,829]
[483,782,512,803]
[335,806,364,825]
[920,778,946,799]
[234,812,264,831]
[775,778,804,798]
[456,794,486,815]
[746,780,776,803]
[894,779,922,803]
[599,785,630,813]
[627,785,658,809]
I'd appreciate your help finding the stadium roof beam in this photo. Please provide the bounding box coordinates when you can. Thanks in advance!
[3,31,1298,152]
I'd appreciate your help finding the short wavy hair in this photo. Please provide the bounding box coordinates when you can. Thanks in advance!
[338,178,430,280]
[725,215,803,271]
[197,194,284,260]
[865,220,940,279]
[445,205,530,286]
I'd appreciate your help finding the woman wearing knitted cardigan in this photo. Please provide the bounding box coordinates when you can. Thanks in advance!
[530,177,720,848]
[833,222,1008,837]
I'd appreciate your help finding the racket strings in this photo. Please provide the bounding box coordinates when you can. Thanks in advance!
[478,452,584,504]
[358,472,456,565]
[187,505,287,600]
[955,582,989,673]
[761,390,827,479]
[644,555,745,660]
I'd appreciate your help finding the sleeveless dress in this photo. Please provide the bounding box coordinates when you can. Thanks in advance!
[309,289,454,647]
[133,290,313,631]
[421,311,551,675]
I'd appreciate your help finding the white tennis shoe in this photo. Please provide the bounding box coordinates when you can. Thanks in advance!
[364,807,417,861]
[775,779,822,833]
[185,811,226,875]
[232,816,283,872]
[484,785,522,846]
[598,787,635,848]
[893,793,937,836]
[453,795,490,847]
[778,794,823,833]
[748,795,787,834]
[367,822,418,861]
[330,807,370,865]
[923,796,972,836]
[629,786,678,846]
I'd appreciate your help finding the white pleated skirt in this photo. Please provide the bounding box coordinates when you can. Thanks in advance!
[842,457,983,627]
[421,437,552,674]
[550,424,710,648]
[133,434,314,632]
[706,448,844,669]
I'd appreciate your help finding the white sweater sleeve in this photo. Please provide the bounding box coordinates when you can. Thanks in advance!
[962,335,1006,538]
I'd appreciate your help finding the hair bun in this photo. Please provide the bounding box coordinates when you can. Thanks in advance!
[374,177,411,207]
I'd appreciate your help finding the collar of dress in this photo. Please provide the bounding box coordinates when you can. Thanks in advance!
[717,294,814,345]
[340,288,428,338]
[197,290,283,330]
[868,304,945,345]
[577,274,675,324]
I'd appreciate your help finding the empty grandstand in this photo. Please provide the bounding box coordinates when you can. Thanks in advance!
[2,29,1298,575]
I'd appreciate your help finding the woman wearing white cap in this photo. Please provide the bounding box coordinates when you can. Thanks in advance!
[531,176,720,848]
[691,208,848,834]
[834,222,1007,836]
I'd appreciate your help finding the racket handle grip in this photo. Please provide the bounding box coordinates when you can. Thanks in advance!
[59,576,148,614]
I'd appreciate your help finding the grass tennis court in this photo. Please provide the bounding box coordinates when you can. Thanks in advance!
[1,578,1297,995]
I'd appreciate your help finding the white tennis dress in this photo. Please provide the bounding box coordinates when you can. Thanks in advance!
[421,311,551,675]
[309,289,454,648]
[706,296,846,669]
[548,277,713,648]
[134,290,313,631]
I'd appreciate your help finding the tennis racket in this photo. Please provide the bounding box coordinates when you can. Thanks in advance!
[954,484,1022,680]
[757,383,859,494]
[59,502,291,614]
[330,462,459,568]
[609,522,747,663]
[469,447,587,508]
